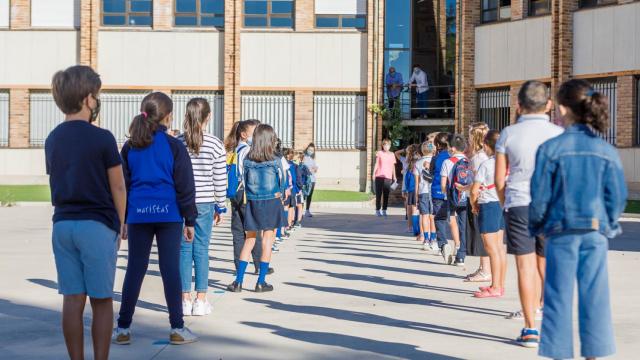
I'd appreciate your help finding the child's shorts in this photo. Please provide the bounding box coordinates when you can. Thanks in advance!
[418,193,432,215]
[478,201,505,234]
[295,193,303,205]
[286,193,297,208]
[406,192,417,206]
[52,220,118,299]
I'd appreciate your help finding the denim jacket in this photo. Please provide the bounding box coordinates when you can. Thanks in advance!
[529,124,627,239]
[243,157,286,201]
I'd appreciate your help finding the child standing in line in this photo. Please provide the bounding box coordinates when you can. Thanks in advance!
[46,65,126,360]
[415,141,435,251]
[471,130,506,298]
[531,79,626,360]
[113,92,198,345]
[403,145,420,239]
[285,148,299,229]
[430,132,454,263]
[178,98,227,317]
[227,124,287,293]
[294,151,307,228]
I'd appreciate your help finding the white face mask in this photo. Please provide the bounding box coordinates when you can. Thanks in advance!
[383,144,391,151]
[247,137,253,145]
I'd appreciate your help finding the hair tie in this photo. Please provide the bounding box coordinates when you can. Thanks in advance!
[141,111,148,118]
[586,89,596,97]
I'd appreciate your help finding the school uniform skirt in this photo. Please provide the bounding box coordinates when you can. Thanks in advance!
[465,202,488,257]
[244,198,288,231]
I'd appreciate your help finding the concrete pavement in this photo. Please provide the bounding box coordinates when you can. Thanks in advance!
[1,205,639,359]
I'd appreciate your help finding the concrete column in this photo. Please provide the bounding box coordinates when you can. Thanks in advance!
[9,89,29,148]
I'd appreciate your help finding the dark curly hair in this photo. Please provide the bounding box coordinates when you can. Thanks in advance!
[557,79,609,133]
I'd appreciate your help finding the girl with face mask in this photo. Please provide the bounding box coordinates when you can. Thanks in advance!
[372,139,397,217]
[302,143,319,217]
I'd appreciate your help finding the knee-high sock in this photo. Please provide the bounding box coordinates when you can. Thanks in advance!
[412,215,420,236]
[257,262,270,284]
[236,260,248,284]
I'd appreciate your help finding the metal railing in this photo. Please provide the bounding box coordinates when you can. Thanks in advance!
[241,92,294,147]
[29,92,65,147]
[314,93,366,149]
[100,91,150,144]
[385,84,455,120]
[171,91,225,139]
[0,91,8,147]
[477,87,511,131]
[589,78,617,145]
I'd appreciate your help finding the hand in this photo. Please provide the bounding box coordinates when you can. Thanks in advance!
[214,212,223,225]
[117,224,127,251]
[184,226,195,243]
[472,205,479,215]
[402,193,407,199]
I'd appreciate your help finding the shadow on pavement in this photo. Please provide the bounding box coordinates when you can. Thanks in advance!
[612,221,640,252]
[298,257,464,279]
[241,321,465,359]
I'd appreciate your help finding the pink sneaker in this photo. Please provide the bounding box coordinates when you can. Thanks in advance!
[473,288,503,298]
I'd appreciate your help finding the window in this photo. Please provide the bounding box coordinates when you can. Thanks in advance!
[102,0,152,26]
[529,0,550,16]
[482,0,511,23]
[175,0,224,28]
[100,92,150,144]
[32,0,80,28]
[0,91,8,147]
[314,93,366,149]
[244,0,294,28]
[477,88,510,131]
[241,92,294,147]
[29,92,65,147]
[578,0,617,8]
[171,91,224,138]
[0,0,9,28]
[315,15,366,29]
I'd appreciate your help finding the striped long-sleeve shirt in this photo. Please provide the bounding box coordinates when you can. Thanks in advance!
[178,133,227,209]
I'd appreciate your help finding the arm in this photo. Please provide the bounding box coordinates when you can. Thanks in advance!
[170,139,198,232]
[108,165,127,240]
[440,176,447,196]
[495,153,508,207]
[372,153,379,180]
[212,145,228,214]
[603,154,628,237]
[414,171,420,200]
[394,149,405,161]
[528,148,554,237]
[470,182,481,214]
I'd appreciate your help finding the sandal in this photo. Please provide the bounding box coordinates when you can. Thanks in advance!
[464,268,481,280]
[464,271,492,283]
[474,288,503,298]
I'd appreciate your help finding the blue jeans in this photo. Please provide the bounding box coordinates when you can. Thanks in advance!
[432,198,450,249]
[180,203,215,293]
[416,91,428,117]
[452,205,467,262]
[539,231,615,359]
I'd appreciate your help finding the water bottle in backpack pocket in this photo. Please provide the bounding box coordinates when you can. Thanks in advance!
[449,156,473,207]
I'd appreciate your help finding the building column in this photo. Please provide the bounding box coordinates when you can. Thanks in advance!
[153,0,173,30]
[509,83,522,125]
[551,0,578,94]
[224,0,241,135]
[295,0,314,31]
[293,90,313,150]
[511,0,526,21]
[366,0,385,192]
[80,0,99,68]
[9,89,29,148]
[9,0,29,29]
[456,0,480,132]
[616,75,636,148]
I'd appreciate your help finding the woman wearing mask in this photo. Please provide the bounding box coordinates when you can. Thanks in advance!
[303,143,319,217]
[372,139,397,217]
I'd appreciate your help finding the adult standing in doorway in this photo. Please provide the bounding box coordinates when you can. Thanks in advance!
[386,67,404,109]
[408,65,430,119]
[495,80,564,348]
[303,143,319,217]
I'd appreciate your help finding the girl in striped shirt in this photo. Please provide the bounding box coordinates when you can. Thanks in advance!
[178,98,227,316]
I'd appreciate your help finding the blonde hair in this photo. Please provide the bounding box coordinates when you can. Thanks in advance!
[468,122,489,155]
[182,98,211,154]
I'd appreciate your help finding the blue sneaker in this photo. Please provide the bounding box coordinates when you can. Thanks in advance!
[516,328,539,348]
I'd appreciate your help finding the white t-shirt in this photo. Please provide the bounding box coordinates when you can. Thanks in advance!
[470,150,488,174]
[474,157,499,204]
[414,155,433,194]
[440,153,467,184]
[495,114,564,209]
[303,155,318,183]
[400,156,408,175]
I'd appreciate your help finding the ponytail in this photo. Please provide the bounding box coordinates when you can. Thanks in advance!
[225,121,241,153]
[182,98,210,155]
[128,92,173,148]
[557,79,609,133]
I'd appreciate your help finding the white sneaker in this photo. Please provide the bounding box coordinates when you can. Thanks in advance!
[182,299,193,316]
[305,210,313,217]
[112,327,131,345]
[170,327,198,345]
[442,243,453,264]
[430,241,439,253]
[422,242,429,251]
[382,210,388,217]
[272,243,280,252]
[191,299,212,316]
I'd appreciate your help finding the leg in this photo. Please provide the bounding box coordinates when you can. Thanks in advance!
[257,229,276,286]
[375,178,383,211]
[536,255,546,309]
[155,223,186,330]
[455,206,467,262]
[239,232,257,262]
[449,214,460,249]
[230,194,246,271]
[306,183,316,211]
[194,204,215,299]
[179,235,194,299]
[516,253,540,329]
[252,231,264,270]
[498,231,507,289]
[538,234,579,359]
[433,199,450,248]
[89,297,113,360]
[482,233,501,290]
[382,179,392,211]
[577,232,616,358]
[62,294,87,360]
[117,224,155,329]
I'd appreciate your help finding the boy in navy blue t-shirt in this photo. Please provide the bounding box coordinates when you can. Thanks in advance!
[45,65,127,360]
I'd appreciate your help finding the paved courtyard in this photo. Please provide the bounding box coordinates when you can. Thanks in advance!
[1,205,639,359]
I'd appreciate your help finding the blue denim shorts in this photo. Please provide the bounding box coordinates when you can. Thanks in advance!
[478,201,505,234]
[418,193,432,215]
[52,220,118,298]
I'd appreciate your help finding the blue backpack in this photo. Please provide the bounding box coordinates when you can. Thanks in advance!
[449,156,473,207]
[226,145,247,198]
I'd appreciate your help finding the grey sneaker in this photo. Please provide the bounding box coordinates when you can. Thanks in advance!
[170,327,198,345]
[112,327,131,345]
[441,243,453,264]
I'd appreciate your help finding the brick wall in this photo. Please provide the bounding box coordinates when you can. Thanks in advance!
[153,0,173,30]
[9,89,29,148]
[223,0,242,134]
[294,90,313,149]
[551,0,578,94]
[366,0,384,191]
[456,0,480,132]
[509,83,522,125]
[511,0,526,20]
[617,75,635,147]
[80,0,99,68]
[9,0,29,29]
[295,0,314,31]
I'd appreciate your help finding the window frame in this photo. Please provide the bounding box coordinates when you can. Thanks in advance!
[481,0,512,24]
[528,0,551,17]
[578,0,618,9]
[102,0,153,27]
[314,14,366,30]
[243,0,295,29]
[174,0,225,28]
